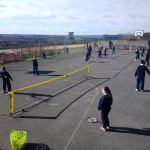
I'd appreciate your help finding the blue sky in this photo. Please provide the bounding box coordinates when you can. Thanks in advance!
[0,0,150,35]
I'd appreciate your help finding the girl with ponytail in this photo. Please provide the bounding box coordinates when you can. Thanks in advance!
[98,86,113,131]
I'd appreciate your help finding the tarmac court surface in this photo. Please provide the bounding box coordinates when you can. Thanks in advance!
[0,50,150,150]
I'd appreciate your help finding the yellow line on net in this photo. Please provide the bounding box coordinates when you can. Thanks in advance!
[12,66,88,92]
[65,66,88,76]
[13,75,65,92]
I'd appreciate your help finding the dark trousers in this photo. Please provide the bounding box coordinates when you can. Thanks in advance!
[145,58,149,66]
[141,52,144,57]
[3,80,11,91]
[136,55,140,60]
[89,51,91,57]
[101,108,111,128]
[33,66,39,75]
[98,54,102,58]
[136,76,145,90]
[85,57,89,61]
[85,53,89,61]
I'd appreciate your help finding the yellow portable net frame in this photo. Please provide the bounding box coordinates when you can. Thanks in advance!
[9,65,91,114]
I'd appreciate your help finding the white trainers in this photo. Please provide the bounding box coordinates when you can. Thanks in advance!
[1,91,7,94]
[100,127,106,132]
[135,89,139,91]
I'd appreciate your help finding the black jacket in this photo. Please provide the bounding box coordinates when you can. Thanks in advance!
[98,94,113,111]
[135,51,140,55]
[0,71,13,81]
[33,59,38,66]
[135,65,150,77]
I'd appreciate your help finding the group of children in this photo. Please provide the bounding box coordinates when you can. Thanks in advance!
[0,56,39,93]
[98,47,150,132]
[0,46,150,132]
[85,45,116,61]
[97,47,109,58]
[85,45,110,61]
[135,48,150,66]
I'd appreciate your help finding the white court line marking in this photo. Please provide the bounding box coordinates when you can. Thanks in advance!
[49,104,59,106]
[63,83,99,150]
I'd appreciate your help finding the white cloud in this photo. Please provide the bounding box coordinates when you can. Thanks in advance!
[0,0,150,34]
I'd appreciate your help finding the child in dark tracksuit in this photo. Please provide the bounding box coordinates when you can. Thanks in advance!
[85,52,90,61]
[104,47,108,56]
[0,66,13,93]
[135,49,140,60]
[98,86,113,132]
[33,56,39,75]
[98,48,102,58]
[141,48,145,57]
[145,49,150,66]
[134,60,150,91]
[112,46,115,54]
[88,45,92,58]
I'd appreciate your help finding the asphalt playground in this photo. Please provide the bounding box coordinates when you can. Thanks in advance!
[0,50,150,150]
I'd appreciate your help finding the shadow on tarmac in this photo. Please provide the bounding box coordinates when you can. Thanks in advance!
[15,92,53,99]
[98,61,109,63]
[143,90,150,92]
[24,143,52,150]
[108,127,150,136]
[26,71,62,76]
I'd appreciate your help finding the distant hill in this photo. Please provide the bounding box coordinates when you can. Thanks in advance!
[75,35,103,38]
[0,34,101,49]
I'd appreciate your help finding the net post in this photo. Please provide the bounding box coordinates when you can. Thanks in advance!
[9,91,14,115]
[88,65,91,77]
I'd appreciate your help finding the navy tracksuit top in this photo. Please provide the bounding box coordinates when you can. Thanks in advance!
[135,65,150,77]
[1,71,12,81]
[33,59,38,66]
[98,94,113,111]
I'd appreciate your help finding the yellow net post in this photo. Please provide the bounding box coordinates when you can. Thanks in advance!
[9,91,14,115]
[88,65,91,77]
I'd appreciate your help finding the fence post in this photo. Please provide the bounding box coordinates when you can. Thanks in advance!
[88,65,91,77]
[9,91,14,115]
